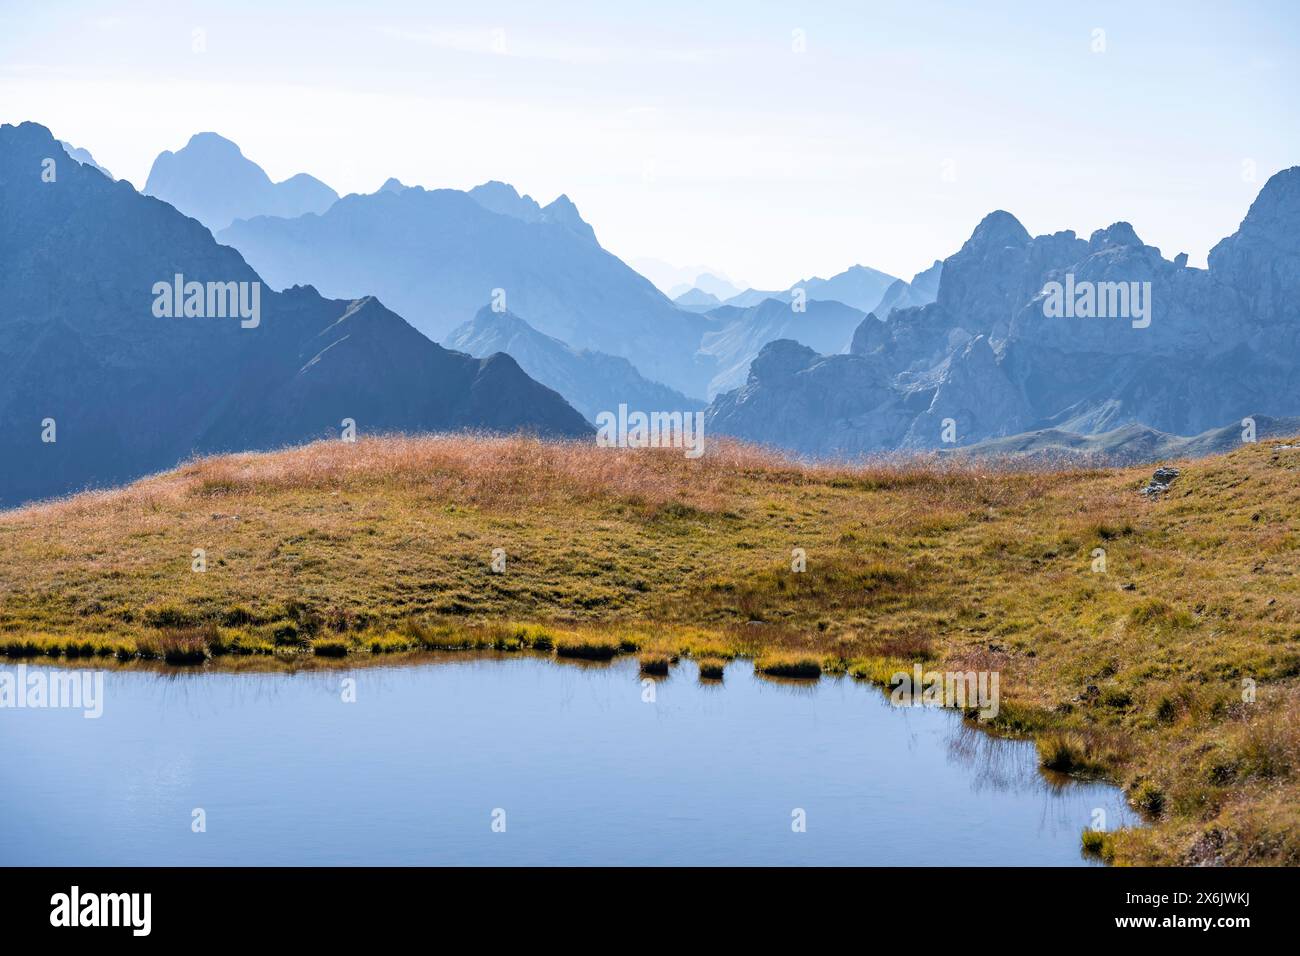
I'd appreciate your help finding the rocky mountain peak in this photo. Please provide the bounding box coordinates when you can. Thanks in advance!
[967,210,1031,250]
[1088,221,1144,251]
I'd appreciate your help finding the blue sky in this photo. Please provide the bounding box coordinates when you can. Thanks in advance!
[2,0,1297,290]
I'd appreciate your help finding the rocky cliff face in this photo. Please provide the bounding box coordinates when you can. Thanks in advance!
[707,167,1300,457]
[1208,166,1300,328]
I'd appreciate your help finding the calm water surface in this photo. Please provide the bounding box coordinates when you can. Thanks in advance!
[0,656,1137,865]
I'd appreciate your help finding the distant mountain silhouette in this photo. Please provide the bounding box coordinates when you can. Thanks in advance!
[144,132,338,232]
[217,182,712,396]
[949,415,1300,464]
[724,264,899,314]
[672,287,723,312]
[791,264,899,312]
[707,170,1300,456]
[446,307,704,422]
[668,272,743,301]
[631,260,742,298]
[0,122,589,507]
[723,287,787,308]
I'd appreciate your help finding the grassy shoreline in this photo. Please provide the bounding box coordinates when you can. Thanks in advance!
[2,434,1298,865]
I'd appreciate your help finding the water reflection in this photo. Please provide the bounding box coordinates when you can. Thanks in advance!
[0,656,1139,866]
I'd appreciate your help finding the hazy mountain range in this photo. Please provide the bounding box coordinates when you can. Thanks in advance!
[706,167,1300,456]
[0,122,588,507]
[131,133,937,404]
[668,272,745,301]
[672,287,725,312]
[4,120,1298,506]
[628,260,744,299]
[445,307,704,422]
[720,263,899,314]
[698,297,871,398]
[948,415,1300,464]
[216,179,714,397]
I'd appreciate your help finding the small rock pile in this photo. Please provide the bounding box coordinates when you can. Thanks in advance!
[1139,466,1180,498]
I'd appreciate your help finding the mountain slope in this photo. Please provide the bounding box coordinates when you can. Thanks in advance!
[0,121,589,507]
[144,132,338,232]
[445,307,704,422]
[217,184,712,396]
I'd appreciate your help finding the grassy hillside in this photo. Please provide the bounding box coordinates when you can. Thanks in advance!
[2,435,1298,865]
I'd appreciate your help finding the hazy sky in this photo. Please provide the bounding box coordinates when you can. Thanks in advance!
[2,0,1297,289]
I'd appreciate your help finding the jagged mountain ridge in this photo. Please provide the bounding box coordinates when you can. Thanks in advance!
[707,168,1300,456]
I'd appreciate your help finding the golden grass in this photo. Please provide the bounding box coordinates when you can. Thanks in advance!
[2,433,1298,864]
[754,651,824,679]
[638,652,673,675]
[697,658,727,680]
